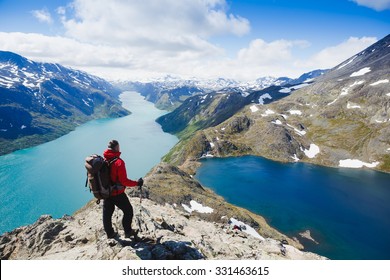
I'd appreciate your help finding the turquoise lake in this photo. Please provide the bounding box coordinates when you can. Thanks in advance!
[195,156,390,260]
[0,91,178,234]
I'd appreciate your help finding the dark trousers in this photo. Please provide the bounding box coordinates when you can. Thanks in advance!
[103,192,133,236]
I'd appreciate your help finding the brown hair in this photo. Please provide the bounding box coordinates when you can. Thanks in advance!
[108,140,119,150]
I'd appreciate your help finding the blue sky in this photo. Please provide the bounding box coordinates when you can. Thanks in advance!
[0,0,389,81]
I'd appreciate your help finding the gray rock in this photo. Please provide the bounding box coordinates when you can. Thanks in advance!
[0,195,326,260]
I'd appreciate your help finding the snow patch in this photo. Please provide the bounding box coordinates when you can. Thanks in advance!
[279,88,291,93]
[350,67,371,77]
[291,83,310,90]
[328,80,364,106]
[278,83,309,94]
[303,78,314,83]
[341,80,364,96]
[375,119,389,123]
[82,99,91,107]
[23,81,36,88]
[291,154,300,162]
[289,110,302,116]
[250,105,259,113]
[339,159,380,169]
[337,56,357,70]
[201,152,214,158]
[287,124,306,136]
[370,79,389,86]
[347,102,361,109]
[230,218,265,241]
[258,93,272,105]
[261,109,275,117]
[303,144,320,158]
[271,120,282,125]
[182,200,214,214]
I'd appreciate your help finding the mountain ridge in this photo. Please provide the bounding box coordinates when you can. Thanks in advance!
[115,70,326,111]
[0,51,130,155]
[161,34,390,174]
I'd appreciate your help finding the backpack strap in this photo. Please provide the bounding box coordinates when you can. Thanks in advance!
[108,157,118,165]
[107,157,122,189]
[108,157,126,192]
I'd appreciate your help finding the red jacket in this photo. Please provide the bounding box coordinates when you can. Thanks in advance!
[103,149,138,196]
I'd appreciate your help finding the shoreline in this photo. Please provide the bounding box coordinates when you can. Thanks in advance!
[0,91,178,235]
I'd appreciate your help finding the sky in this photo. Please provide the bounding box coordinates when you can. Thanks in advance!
[0,0,389,81]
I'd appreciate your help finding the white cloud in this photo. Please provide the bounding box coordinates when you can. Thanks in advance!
[197,37,376,80]
[238,39,309,65]
[295,37,377,70]
[351,0,390,11]
[181,38,311,81]
[61,0,249,51]
[0,31,377,82]
[0,1,379,82]
[0,32,133,66]
[31,9,53,24]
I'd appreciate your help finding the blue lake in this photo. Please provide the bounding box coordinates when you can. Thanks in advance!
[0,91,178,234]
[195,156,390,260]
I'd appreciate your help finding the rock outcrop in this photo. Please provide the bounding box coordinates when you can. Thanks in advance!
[0,198,324,260]
[0,163,326,260]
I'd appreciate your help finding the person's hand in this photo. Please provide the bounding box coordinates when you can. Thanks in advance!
[137,178,144,187]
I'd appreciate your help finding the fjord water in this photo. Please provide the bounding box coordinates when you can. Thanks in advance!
[0,91,178,234]
[195,156,390,260]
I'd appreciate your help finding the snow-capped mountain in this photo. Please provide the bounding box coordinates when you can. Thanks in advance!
[0,52,116,93]
[116,70,326,110]
[155,73,324,136]
[0,51,128,155]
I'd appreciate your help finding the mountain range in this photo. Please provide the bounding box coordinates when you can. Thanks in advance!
[159,34,390,174]
[154,71,326,140]
[0,51,129,155]
[115,70,326,111]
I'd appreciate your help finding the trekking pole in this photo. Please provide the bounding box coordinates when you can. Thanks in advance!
[137,177,144,205]
[136,184,143,233]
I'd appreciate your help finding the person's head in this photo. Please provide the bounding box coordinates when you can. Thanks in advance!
[108,139,120,152]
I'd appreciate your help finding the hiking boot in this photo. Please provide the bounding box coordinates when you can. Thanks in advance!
[124,229,138,239]
[107,231,118,239]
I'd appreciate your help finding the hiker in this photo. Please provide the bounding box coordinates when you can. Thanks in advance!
[102,139,143,239]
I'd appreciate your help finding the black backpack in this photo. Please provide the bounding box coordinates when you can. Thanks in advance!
[84,154,118,204]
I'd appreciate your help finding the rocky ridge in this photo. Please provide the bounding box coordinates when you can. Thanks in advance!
[0,163,326,260]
